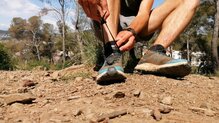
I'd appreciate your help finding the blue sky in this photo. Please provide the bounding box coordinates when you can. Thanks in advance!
[0,0,164,30]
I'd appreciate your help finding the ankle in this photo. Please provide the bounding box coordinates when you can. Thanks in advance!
[149,44,166,54]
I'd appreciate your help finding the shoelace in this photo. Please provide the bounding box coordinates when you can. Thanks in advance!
[100,12,121,54]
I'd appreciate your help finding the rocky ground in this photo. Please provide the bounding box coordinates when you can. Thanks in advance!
[0,65,218,123]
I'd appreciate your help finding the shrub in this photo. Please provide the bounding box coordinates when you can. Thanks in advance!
[0,43,14,70]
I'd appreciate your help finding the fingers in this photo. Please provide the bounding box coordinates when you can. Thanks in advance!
[116,31,136,51]
[119,36,135,51]
[116,31,132,47]
[98,0,110,20]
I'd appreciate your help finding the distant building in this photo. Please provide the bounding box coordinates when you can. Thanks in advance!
[191,51,205,66]
[166,49,205,66]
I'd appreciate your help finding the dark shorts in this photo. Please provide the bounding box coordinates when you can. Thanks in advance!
[121,0,142,16]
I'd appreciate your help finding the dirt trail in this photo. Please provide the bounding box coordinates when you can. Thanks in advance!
[0,66,218,123]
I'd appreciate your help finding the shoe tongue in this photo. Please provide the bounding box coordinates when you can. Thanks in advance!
[106,53,120,65]
[106,54,115,65]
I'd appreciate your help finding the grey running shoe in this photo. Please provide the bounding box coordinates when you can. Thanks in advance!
[135,49,191,78]
[96,52,126,83]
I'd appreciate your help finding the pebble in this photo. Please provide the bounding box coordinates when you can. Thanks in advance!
[75,77,83,82]
[159,104,173,114]
[133,90,141,97]
[160,96,173,105]
[204,109,216,117]
[67,96,81,101]
[17,87,28,93]
[22,80,36,87]
[113,92,125,98]
[84,78,93,83]
[151,108,162,121]
[200,102,211,109]
[189,107,216,117]
[72,109,83,116]
[0,93,36,105]
[139,91,145,99]
[51,71,60,81]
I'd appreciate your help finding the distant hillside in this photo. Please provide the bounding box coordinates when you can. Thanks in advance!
[0,30,8,34]
[0,30,10,40]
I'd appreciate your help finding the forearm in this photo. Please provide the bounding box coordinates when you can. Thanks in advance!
[128,0,153,34]
[128,13,150,34]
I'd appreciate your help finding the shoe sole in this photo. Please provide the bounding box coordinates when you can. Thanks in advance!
[135,62,191,78]
[96,70,126,84]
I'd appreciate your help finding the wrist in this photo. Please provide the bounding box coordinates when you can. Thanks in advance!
[123,27,137,37]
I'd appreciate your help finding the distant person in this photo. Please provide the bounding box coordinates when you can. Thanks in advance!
[78,0,200,83]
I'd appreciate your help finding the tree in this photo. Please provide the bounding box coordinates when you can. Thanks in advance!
[40,0,72,66]
[8,17,26,39]
[26,16,43,61]
[175,0,216,58]
[212,0,219,69]
[72,1,94,64]
[41,23,55,62]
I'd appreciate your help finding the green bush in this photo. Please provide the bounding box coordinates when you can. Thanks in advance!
[0,43,14,70]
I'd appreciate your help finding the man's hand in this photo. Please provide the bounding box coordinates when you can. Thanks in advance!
[116,30,136,51]
[78,0,110,21]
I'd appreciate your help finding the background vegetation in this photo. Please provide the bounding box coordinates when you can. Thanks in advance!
[0,0,218,76]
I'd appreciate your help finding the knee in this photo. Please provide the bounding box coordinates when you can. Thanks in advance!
[183,0,200,10]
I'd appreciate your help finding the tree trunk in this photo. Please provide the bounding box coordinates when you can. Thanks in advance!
[35,45,41,61]
[212,0,219,69]
[77,32,85,63]
[62,19,66,66]
[32,32,40,61]
[59,0,66,67]
[187,39,190,62]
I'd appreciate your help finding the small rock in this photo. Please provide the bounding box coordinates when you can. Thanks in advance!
[204,109,216,117]
[72,109,83,116]
[0,93,36,105]
[160,96,173,105]
[113,92,125,98]
[14,116,32,123]
[17,87,28,93]
[133,90,141,97]
[10,103,24,112]
[23,80,36,87]
[151,108,162,121]
[189,107,205,114]
[86,113,97,121]
[159,105,173,114]
[67,96,81,101]
[188,106,216,116]
[91,73,98,80]
[134,108,153,117]
[51,71,60,81]
[142,108,153,116]
[44,72,51,77]
[0,99,4,107]
[75,77,83,82]
[84,78,93,83]
[200,102,211,109]
[96,109,127,122]
[139,91,145,99]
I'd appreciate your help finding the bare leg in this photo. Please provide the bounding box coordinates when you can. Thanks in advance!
[103,0,120,42]
[140,0,200,48]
